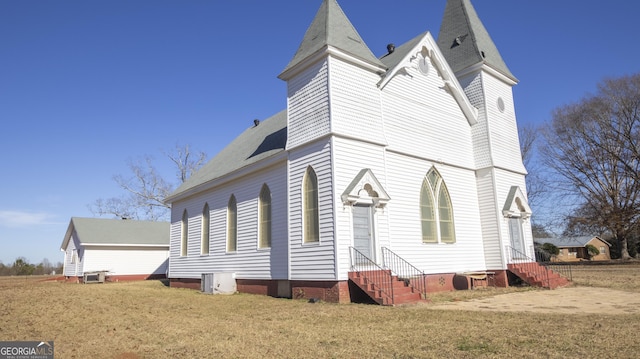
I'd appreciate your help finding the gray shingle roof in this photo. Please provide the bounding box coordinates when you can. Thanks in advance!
[166,110,287,201]
[535,236,610,248]
[379,32,427,70]
[280,0,384,77]
[437,0,517,82]
[61,217,169,249]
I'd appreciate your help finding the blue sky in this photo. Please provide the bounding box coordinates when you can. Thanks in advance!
[1,0,639,265]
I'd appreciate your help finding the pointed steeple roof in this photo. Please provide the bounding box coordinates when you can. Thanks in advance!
[279,0,384,78]
[437,0,517,82]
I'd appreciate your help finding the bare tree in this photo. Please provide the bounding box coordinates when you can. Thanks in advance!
[519,123,546,209]
[541,74,640,259]
[90,144,207,221]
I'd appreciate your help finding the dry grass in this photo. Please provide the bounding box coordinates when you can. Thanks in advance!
[1,266,639,358]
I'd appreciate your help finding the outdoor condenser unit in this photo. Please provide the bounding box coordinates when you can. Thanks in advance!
[201,273,236,294]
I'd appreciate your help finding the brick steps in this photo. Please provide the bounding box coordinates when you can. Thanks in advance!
[348,271,425,306]
[508,262,570,289]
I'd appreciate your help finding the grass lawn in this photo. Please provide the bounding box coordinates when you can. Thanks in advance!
[1,264,639,358]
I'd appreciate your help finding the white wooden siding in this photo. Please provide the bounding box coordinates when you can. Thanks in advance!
[288,139,335,280]
[475,168,503,269]
[332,137,389,279]
[384,152,486,274]
[329,58,385,144]
[82,247,168,275]
[381,64,475,170]
[482,73,527,173]
[62,234,81,277]
[169,163,288,279]
[286,60,330,149]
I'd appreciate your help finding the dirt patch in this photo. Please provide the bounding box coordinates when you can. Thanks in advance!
[426,286,640,315]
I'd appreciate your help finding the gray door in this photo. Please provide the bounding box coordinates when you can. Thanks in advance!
[353,206,374,260]
[508,217,525,257]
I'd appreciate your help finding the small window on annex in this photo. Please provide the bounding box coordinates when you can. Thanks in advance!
[420,168,455,244]
[303,166,319,243]
[201,203,210,255]
[227,195,238,252]
[259,184,272,248]
[181,209,189,256]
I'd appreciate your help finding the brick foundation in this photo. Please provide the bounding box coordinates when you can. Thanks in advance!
[169,270,509,303]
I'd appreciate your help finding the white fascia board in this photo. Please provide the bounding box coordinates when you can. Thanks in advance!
[278,45,387,81]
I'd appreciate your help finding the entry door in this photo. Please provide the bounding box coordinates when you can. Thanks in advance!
[353,206,374,260]
[508,217,526,257]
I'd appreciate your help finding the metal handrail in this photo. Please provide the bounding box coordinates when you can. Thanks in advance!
[381,247,427,299]
[507,245,550,288]
[534,248,573,281]
[349,247,394,305]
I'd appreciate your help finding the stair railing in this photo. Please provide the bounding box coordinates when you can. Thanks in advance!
[349,247,394,304]
[534,247,573,281]
[507,245,550,288]
[381,247,427,299]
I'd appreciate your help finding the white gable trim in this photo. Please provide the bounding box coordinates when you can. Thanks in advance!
[378,32,478,125]
[502,186,532,219]
[279,45,387,81]
[455,62,518,87]
[341,168,390,208]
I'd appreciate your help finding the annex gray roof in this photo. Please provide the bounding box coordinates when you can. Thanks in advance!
[280,0,385,77]
[61,217,169,250]
[167,110,287,201]
[535,236,611,248]
[437,0,517,82]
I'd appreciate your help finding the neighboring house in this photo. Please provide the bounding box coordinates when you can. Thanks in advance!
[61,217,170,282]
[537,236,612,262]
[165,0,535,302]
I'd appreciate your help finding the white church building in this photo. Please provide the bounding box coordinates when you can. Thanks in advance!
[164,0,539,304]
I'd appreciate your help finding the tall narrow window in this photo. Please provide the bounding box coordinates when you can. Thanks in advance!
[259,184,272,248]
[303,167,319,243]
[420,179,437,243]
[227,195,237,252]
[181,209,188,256]
[420,168,456,244]
[201,203,210,255]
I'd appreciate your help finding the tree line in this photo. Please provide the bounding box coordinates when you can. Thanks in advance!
[0,258,63,276]
[526,73,640,259]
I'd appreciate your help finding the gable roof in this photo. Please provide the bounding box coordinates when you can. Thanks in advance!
[437,0,517,82]
[378,31,478,125]
[535,236,611,248]
[166,110,288,202]
[61,217,169,250]
[279,0,384,78]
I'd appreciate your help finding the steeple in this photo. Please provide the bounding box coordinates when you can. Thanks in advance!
[279,0,384,79]
[437,0,517,82]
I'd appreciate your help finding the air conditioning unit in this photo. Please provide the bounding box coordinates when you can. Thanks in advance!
[201,273,236,294]
[83,271,106,284]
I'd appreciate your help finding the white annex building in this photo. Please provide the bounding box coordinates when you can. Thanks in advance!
[61,217,170,282]
[165,0,545,303]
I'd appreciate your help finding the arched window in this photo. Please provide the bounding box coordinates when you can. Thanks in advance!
[303,167,319,243]
[421,168,456,244]
[227,195,237,252]
[259,184,272,248]
[201,203,210,255]
[181,209,188,256]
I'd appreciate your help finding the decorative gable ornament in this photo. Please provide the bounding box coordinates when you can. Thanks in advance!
[341,169,390,208]
[502,186,532,219]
